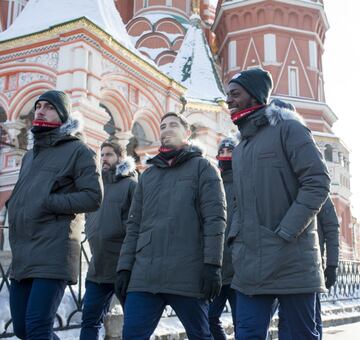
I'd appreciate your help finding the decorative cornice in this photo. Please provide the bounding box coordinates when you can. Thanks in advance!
[0,17,185,94]
[217,24,325,56]
[213,0,328,31]
[271,95,338,125]
[0,43,60,63]
[186,99,224,112]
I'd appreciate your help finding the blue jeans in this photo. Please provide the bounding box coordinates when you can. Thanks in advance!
[80,280,115,340]
[209,284,237,340]
[123,292,212,340]
[10,278,66,340]
[235,291,319,340]
[276,293,323,340]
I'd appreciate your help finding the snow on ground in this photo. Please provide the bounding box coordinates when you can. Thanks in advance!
[0,287,11,335]
[323,321,360,339]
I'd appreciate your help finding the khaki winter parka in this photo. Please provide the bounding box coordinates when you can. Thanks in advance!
[117,145,227,298]
[86,157,137,284]
[7,121,102,284]
[229,103,330,295]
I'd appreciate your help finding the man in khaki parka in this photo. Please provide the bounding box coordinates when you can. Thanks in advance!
[115,112,227,340]
[80,140,137,340]
[7,90,102,340]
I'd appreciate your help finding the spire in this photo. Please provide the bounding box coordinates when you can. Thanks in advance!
[0,0,135,51]
[192,0,201,15]
[165,17,225,103]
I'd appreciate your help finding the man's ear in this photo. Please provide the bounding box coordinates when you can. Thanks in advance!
[185,129,192,140]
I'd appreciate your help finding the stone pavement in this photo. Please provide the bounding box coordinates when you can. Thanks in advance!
[323,321,360,339]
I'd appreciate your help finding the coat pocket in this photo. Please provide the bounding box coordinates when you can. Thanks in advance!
[227,224,240,246]
[136,230,152,253]
[259,225,300,283]
[257,152,283,168]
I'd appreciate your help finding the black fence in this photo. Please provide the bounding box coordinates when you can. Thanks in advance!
[1,224,360,338]
[0,226,90,338]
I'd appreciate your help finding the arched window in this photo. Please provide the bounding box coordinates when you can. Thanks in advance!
[0,105,8,155]
[132,121,152,146]
[0,105,6,123]
[338,152,344,167]
[324,144,333,162]
[100,103,122,138]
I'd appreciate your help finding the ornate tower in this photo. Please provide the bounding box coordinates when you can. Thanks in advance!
[213,0,355,260]
[125,0,216,68]
[0,0,27,32]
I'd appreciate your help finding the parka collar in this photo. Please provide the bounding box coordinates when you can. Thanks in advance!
[237,107,268,140]
[147,143,203,168]
[237,101,306,140]
[102,156,137,184]
[33,117,81,147]
[221,169,233,183]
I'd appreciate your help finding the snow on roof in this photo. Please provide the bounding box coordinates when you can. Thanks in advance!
[0,0,135,53]
[138,12,190,28]
[138,46,168,60]
[165,16,225,103]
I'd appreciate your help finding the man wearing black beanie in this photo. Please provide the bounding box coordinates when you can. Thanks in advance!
[7,90,102,340]
[226,68,330,340]
[208,137,237,340]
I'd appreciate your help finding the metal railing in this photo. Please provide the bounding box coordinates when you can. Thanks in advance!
[0,226,90,338]
[1,223,360,338]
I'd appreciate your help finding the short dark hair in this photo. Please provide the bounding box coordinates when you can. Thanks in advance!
[101,140,123,158]
[160,112,189,130]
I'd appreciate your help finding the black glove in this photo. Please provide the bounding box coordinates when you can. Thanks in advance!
[324,266,337,289]
[115,270,131,306]
[202,264,222,301]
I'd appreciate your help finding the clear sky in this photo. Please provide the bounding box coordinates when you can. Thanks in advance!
[323,0,360,217]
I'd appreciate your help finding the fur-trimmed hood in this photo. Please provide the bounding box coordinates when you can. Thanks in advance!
[32,117,84,148]
[115,156,137,178]
[236,102,306,140]
[59,117,83,136]
[264,101,306,127]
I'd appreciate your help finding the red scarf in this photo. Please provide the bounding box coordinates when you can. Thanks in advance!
[216,156,232,161]
[158,146,174,153]
[231,104,264,123]
[32,120,62,128]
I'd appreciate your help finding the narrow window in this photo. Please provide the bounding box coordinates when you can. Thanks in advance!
[228,40,237,70]
[264,34,276,63]
[288,67,299,96]
[309,40,317,69]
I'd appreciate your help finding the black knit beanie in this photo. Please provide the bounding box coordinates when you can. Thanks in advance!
[229,68,273,105]
[34,90,71,123]
[218,137,237,155]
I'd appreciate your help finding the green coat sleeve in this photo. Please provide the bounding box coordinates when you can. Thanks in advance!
[117,176,143,272]
[318,197,340,267]
[46,146,102,214]
[198,161,227,266]
[276,120,331,241]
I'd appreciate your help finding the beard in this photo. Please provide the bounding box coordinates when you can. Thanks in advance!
[102,161,117,172]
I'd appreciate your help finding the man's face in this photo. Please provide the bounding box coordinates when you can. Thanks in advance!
[226,82,258,115]
[160,115,190,148]
[101,146,119,171]
[219,147,233,158]
[34,100,62,123]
